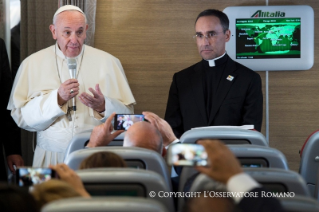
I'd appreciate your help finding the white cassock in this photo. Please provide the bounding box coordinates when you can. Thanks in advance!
[7,43,136,167]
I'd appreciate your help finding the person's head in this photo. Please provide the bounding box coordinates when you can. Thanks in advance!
[194,9,231,60]
[31,179,82,209]
[124,122,165,156]
[79,151,127,169]
[49,5,88,58]
[0,184,39,212]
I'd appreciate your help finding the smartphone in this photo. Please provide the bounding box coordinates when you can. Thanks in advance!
[114,114,145,131]
[167,143,208,166]
[16,167,57,187]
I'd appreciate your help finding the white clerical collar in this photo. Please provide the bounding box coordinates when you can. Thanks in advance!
[206,52,226,67]
[55,42,85,60]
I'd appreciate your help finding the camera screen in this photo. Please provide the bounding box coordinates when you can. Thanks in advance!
[18,168,53,186]
[169,144,208,166]
[114,114,144,131]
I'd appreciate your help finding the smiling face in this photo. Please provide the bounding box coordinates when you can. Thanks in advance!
[49,11,88,58]
[195,16,230,60]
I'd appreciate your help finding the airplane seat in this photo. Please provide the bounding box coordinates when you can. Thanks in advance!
[299,129,319,197]
[190,169,310,197]
[180,127,268,146]
[75,168,175,212]
[41,197,169,212]
[64,146,172,191]
[280,195,319,212]
[177,145,289,211]
[63,130,125,161]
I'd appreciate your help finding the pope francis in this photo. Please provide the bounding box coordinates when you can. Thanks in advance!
[7,5,136,167]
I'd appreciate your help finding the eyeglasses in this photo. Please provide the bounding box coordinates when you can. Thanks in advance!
[193,31,224,42]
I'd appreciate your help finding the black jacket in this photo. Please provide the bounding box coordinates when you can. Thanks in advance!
[165,54,263,138]
[0,38,22,181]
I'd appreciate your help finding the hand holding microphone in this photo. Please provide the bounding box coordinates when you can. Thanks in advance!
[58,58,105,112]
[57,79,79,106]
[57,58,80,107]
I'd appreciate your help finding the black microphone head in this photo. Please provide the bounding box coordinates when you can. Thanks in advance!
[67,58,77,79]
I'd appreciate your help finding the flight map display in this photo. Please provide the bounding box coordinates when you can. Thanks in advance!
[236,18,300,59]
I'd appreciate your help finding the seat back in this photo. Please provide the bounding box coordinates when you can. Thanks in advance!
[180,127,268,146]
[64,147,172,190]
[190,168,310,196]
[312,170,319,200]
[42,197,169,212]
[229,144,289,169]
[299,130,319,197]
[243,168,310,196]
[279,195,319,212]
[76,168,174,212]
[63,130,125,161]
[177,145,289,210]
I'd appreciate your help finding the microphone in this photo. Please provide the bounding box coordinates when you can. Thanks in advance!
[67,58,77,111]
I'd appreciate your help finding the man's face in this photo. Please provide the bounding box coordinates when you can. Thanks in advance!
[50,11,88,58]
[195,16,230,60]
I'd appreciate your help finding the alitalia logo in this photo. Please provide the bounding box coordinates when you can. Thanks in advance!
[251,10,285,18]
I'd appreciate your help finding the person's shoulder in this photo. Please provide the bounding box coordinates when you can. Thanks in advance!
[22,45,55,64]
[26,45,55,59]
[174,61,202,77]
[85,45,120,62]
[228,58,260,80]
[227,56,257,75]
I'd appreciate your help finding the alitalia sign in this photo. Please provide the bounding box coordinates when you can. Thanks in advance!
[251,10,285,18]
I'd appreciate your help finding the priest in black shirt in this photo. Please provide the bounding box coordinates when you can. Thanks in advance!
[165,9,263,138]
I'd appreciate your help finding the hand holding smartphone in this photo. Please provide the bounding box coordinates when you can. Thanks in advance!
[16,167,57,187]
[114,114,145,131]
[167,144,208,166]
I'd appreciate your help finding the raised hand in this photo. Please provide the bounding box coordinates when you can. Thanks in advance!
[78,84,105,112]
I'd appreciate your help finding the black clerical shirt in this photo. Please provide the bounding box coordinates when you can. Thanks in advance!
[202,54,228,117]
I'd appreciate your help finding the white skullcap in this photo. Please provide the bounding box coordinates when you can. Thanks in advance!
[54,5,84,18]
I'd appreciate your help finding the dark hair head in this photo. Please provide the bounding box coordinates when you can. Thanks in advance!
[79,152,127,169]
[195,9,229,32]
[0,183,39,212]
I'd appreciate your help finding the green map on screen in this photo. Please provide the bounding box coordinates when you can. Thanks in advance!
[236,18,300,59]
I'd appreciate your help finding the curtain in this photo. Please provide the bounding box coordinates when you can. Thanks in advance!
[0,1,4,40]
[59,0,97,47]
[20,0,57,62]
[20,0,58,166]
[0,0,10,54]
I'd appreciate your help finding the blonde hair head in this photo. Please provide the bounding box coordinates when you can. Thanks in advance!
[31,179,81,208]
